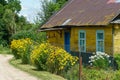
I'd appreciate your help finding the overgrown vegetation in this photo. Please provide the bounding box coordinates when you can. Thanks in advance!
[0,45,11,54]
[30,43,78,74]
[89,52,111,70]
[64,64,120,80]
[10,41,78,74]
[0,0,34,46]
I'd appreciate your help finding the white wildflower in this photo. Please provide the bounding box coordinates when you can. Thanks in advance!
[90,63,92,66]
[107,55,110,58]
[88,61,91,63]
[109,60,111,63]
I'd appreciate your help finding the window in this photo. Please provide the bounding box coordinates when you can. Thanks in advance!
[79,30,86,52]
[96,30,104,52]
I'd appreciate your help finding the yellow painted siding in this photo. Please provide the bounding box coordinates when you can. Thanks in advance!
[114,25,120,53]
[46,30,64,48]
[71,26,113,55]
[46,26,113,55]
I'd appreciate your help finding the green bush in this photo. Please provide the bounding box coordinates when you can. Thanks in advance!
[10,38,33,64]
[64,64,79,80]
[114,54,120,69]
[10,30,46,43]
[65,64,118,80]
[0,39,8,46]
[0,44,11,54]
[89,52,111,70]
[30,43,52,70]
[114,70,120,80]
[30,43,78,74]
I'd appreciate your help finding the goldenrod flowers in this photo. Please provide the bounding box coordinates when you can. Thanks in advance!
[30,43,78,74]
[10,39,78,74]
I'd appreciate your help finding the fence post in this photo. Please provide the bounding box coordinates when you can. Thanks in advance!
[79,51,82,80]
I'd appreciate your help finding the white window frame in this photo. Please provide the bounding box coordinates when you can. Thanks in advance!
[96,30,104,52]
[78,30,86,52]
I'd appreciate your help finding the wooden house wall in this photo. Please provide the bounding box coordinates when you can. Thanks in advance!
[46,30,64,48]
[71,26,113,55]
[46,26,113,55]
[114,25,120,54]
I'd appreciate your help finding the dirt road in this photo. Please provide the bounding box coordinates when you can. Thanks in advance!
[0,54,40,80]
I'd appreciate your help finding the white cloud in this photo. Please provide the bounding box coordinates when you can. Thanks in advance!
[116,0,120,3]
[21,6,28,10]
[20,0,41,23]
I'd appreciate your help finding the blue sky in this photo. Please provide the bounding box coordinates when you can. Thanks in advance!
[19,0,41,23]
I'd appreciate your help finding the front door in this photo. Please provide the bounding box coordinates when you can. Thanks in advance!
[64,32,70,52]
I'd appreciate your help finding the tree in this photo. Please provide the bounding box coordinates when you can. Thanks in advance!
[36,0,68,27]
[0,0,28,45]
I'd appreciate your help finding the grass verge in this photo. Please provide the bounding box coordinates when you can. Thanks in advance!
[9,58,66,80]
[0,45,11,54]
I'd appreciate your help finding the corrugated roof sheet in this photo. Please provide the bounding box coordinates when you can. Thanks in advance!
[41,0,120,28]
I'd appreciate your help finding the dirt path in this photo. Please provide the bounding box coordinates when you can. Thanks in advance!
[0,54,40,80]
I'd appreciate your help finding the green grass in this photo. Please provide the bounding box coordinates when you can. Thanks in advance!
[9,59,66,80]
[0,45,11,54]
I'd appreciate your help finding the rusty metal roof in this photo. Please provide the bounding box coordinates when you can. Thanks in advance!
[41,0,120,28]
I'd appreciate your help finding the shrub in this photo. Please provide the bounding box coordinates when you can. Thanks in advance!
[64,64,79,80]
[114,54,120,69]
[30,43,78,74]
[47,47,78,74]
[114,70,120,80]
[89,52,111,69]
[65,64,115,80]
[10,30,46,43]
[10,38,33,64]
[30,43,52,70]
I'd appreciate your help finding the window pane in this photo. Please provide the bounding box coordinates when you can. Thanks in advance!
[80,40,84,46]
[80,40,85,52]
[80,32,85,38]
[97,33,103,39]
[79,31,86,52]
[97,41,104,52]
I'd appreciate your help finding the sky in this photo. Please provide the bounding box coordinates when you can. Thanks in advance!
[19,0,41,23]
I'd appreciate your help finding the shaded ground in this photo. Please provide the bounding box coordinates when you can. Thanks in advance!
[0,54,40,80]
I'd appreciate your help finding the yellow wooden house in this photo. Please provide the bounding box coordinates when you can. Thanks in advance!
[40,0,120,55]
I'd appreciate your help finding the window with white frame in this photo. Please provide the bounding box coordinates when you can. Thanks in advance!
[79,30,86,52]
[96,30,104,52]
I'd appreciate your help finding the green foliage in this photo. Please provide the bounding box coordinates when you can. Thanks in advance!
[6,0,21,13]
[3,9,16,35]
[64,64,79,80]
[114,54,120,69]
[30,43,78,74]
[0,44,11,54]
[64,64,120,80]
[36,0,68,26]
[30,43,52,70]
[89,52,111,70]
[10,30,46,43]
[0,0,33,46]
[0,0,22,45]
[10,38,33,64]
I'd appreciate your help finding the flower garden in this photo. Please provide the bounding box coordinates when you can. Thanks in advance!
[10,38,78,75]
[10,38,120,80]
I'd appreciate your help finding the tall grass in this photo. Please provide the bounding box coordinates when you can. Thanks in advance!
[0,45,11,54]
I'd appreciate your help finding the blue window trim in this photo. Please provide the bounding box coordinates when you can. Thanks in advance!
[96,30,105,52]
[78,30,86,52]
